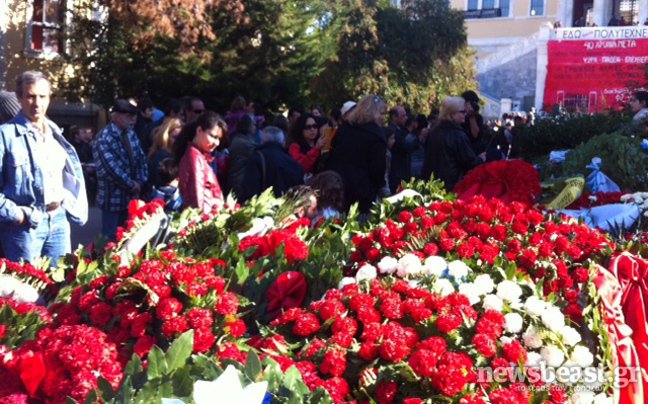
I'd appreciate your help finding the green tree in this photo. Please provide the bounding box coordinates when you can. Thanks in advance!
[310,0,477,112]
[59,0,330,114]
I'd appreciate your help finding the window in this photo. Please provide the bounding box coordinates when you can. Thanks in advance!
[465,0,509,17]
[26,0,64,54]
[530,0,544,16]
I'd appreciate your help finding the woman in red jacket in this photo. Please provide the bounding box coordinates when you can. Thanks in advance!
[288,113,326,176]
[174,111,226,214]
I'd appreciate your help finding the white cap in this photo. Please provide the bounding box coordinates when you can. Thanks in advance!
[341,101,356,116]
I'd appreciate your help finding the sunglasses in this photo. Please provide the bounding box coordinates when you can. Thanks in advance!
[304,124,318,130]
[192,109,205,114]
[457,110,467,113]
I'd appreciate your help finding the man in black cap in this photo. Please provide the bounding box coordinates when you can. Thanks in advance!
[92,99,148,239]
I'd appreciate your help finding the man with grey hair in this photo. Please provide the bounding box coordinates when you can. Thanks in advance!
[0,70,87,263]
[239,126,303,202]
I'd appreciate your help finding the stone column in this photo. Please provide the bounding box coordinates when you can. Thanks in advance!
[639,1,648,26]
[557,0,574,27]
[592,0,612,27]
[534,24,552,113]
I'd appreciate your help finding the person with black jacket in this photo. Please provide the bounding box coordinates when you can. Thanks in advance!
[422,97,486,192]
[327,94,388,213]
[239,126,303,202]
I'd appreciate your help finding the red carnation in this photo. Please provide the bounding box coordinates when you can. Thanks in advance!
[358,341,380,361]
[226,319,247,337]
[193,327,216,353]
[293,313,320,336]
[473,333,497,357]
[89,302,113,326]
[320,349,347,377]
[436,313,462,333]
[156,298,183,321]
[161,315,189,338]
[440,238,455,252]
[502,340,526,363]
[319,300,346,321]
[214,292,239,316]
[133,335,157,357]
[409,349,438,377]
[323,377,350,402]
[375,381,398,404]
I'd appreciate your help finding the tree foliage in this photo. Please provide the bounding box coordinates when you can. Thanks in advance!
[59,0,476,114]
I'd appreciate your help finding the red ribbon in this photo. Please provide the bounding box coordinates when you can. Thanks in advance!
[17,351,46,398]
[265,272,307,320]
[595,258,645,403]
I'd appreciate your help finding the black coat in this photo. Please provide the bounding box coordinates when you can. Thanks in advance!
[386,123,418,193]
[240,141,304,202]
[422,121,482,192]
[327,122,387,213]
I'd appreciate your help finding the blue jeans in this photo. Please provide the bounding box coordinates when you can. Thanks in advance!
[0,206,70,264]
[101,209,129,241]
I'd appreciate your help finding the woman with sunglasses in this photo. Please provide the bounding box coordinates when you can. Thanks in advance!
[174,111,226,214]
[421,97,486,192]
[288,113,327,175]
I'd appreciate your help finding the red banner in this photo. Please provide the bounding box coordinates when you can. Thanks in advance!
[544,38,648,112]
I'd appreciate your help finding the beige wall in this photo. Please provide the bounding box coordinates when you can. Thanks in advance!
[451,0,561,57]
[1,0,73,94]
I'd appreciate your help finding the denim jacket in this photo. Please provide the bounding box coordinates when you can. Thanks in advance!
[0,112,88,227]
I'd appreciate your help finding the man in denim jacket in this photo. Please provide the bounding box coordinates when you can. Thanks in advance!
[0,71,87,263]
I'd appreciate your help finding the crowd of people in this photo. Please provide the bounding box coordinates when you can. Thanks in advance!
[1,69,645,266]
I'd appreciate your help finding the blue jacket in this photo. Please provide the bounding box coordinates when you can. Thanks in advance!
[0,112,88,227]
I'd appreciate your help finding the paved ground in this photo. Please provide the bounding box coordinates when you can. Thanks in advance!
[70,207,102,251]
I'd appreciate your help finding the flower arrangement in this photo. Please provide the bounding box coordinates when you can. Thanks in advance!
[453,160,542,206]
[0,298,51,350]
[566,192,628,210]
[0,324,122,404]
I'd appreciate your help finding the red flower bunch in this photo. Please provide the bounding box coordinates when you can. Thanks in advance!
[50,255,243,363]
[116,199,166,242]
[348,195,611,304]
[0,259,57,295]
[0,325,122,404]
[566,191,628,209]
[238,229,309,263]
[260,280,495,402]
[0,298,50,322]
[453,160,542,206]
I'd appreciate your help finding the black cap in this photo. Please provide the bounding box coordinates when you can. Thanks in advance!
[113,99,139,114]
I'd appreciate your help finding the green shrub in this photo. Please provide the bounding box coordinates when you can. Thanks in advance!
[519,112,628,161]
[556,133,648,192]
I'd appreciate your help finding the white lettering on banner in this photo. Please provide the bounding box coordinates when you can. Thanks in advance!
[554,27,648,41]
[601,56,622,63]
[626,56,648,64]
[583,57,598,63]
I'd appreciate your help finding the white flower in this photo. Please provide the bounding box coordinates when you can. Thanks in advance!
[338,277,357,289]
[560,326,582,347]
[396,253,422,278]
[523,295,547,316]
[499,336,513,345]
[0,275,39,303]
[433,278,455,297]
[593,393,613,404]
[570,345,594,368]
[422,256,447,277]
[504,313,524,334]
[496,280,522,304]
[525,352,543,367]
[571,391,595,404]
[408,280,421,289]
[541,306,566,333]
[473,274,494,295]
[482,294,503,312]
[447,260,470,280]
[540,344,565,368]
[356,264,377,281]
[620,194,632,202]
[458,283,480,305]
[377,256,398,275]
[522,326,543,349]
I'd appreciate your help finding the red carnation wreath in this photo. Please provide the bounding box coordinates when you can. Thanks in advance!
[453,160,541,206]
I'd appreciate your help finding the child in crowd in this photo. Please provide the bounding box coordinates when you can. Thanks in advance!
[151,158,183,213]
[308,171,345,221]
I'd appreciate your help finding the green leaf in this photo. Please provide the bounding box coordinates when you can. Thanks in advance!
[147,345,169,379]
[96,376,117,401]
[308,387,334,404]
[166,330,194,373]
[234,258,250,286]
[83,389,98,404]
[245,350,262,381]
[65,398,77,404]
[172,366,193,398]
[124,354,144,376]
